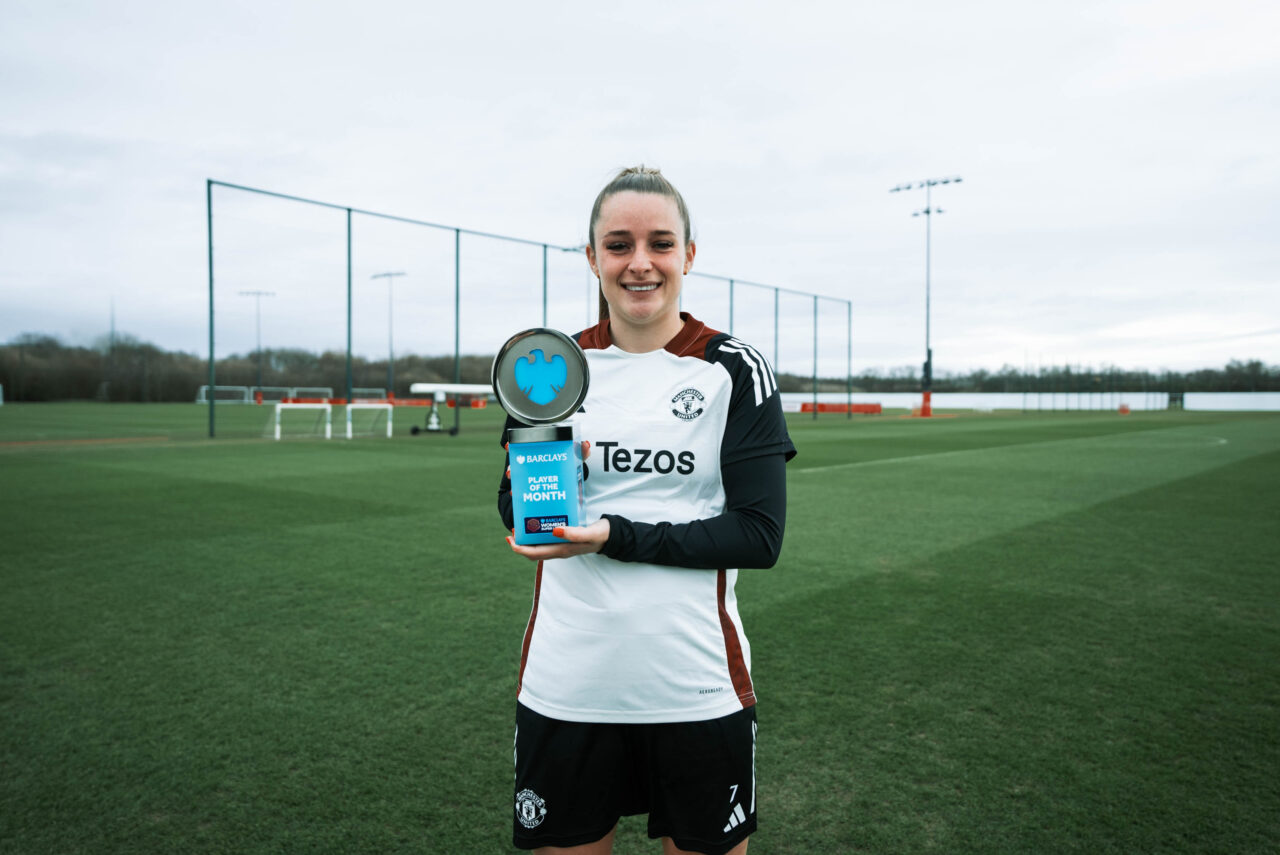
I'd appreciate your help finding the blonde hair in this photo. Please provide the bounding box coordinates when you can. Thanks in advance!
[589,166,693,321]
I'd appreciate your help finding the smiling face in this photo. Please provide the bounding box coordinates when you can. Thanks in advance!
[587,190,696,352]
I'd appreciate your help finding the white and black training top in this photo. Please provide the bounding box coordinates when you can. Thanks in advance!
[498,313,797,724]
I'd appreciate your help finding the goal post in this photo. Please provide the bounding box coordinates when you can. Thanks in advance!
[273,402,332,440]
[197,385,252,403]
[346,403,393,439]
[286,387,334,400]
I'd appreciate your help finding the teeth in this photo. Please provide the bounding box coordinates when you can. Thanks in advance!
[624,284,658,292]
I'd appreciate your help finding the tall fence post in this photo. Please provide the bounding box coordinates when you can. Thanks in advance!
[773,288,779,370]
[847,300,852,419]
[812,295,819,420]
[345,208,353,404]
[206,179,216,438]
[453,228,461,434]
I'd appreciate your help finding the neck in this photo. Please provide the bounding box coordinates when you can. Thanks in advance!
[609,313,685,354]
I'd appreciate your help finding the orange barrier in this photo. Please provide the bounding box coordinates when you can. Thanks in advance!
[799,402,882,414]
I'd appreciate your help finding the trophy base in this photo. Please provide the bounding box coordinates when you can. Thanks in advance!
[509,423,587,545]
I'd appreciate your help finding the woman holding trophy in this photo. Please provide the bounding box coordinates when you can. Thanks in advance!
[497,166,795,855]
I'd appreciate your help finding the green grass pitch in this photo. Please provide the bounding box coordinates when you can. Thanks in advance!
[2,404,1278,853]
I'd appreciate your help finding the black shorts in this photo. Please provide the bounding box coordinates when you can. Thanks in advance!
[513,702,758,855]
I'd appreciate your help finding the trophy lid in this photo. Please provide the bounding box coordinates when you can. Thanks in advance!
[508,424,577,444]
[491,328,589,425]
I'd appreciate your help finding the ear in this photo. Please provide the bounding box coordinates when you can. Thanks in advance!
[683,240,696,275]
[585,244,599,279]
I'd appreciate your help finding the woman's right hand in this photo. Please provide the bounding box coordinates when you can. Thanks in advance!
[506,517,611,562]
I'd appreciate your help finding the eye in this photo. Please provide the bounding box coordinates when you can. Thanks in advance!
[652,240,675,251]
[605,241,629,252]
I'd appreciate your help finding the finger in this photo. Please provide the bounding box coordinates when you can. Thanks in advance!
[582,440,592,459]
[551,525,589,542]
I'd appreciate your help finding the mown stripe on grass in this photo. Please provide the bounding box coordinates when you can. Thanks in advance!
[752,447,1280,854]
[792,424,1233,475]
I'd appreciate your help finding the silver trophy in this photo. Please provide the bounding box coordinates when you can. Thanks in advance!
[492,329,590,544]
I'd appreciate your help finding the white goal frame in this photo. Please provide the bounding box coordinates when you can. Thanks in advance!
[273,402,332,440]
[197,385,252,403]
[346,403,393,439]
[288,387,334,399]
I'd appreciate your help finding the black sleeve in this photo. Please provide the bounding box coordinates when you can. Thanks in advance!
[599,451,787,569]
[709,334,797,467]
[497,413,523,532]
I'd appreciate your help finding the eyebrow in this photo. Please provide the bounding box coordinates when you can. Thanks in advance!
[602,229,678,238]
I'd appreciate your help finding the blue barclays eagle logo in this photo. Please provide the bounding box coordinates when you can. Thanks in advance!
[513,348,568,406]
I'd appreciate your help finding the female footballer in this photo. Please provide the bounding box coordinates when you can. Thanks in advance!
[498,166,795,855]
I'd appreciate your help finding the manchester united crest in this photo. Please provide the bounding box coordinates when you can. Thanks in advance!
[515,788,547,829]
[671,388,705,421]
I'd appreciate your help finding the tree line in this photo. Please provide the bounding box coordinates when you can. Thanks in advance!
[778,360,1279,394]
[1,333,1276,402]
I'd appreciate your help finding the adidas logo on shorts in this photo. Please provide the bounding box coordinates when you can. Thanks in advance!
[723,802,747,833]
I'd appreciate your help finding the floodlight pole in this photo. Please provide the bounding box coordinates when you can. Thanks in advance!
[238,290,275,389]
[890,175,962,417]
[371,271,406,394]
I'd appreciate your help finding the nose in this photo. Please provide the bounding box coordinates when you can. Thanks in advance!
[628,246,652,273]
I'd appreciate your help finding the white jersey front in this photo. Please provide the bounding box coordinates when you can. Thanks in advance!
[514,315,794,723]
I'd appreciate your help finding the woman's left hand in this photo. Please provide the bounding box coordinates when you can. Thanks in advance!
[506,518,611,562]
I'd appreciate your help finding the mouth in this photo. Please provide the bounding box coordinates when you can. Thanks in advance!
[622,282,660,292]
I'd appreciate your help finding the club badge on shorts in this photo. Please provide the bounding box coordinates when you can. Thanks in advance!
[515,788,547,828]
[493,328,590,545]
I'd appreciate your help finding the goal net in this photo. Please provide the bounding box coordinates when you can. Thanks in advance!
[267,403,332,439]
[346,403,393,438]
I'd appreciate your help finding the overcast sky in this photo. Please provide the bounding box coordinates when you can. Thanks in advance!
[2,0,1277,376]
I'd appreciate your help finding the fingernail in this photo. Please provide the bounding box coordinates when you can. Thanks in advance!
[552,527,566,538]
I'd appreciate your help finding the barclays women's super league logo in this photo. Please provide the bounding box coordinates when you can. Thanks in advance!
[514,348,568,405]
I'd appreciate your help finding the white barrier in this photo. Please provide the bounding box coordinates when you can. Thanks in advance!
[1185,392,1280,411]
[780,391,1280,412]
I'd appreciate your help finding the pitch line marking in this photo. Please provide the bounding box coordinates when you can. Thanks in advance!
[792,429,1232,476]
[0,435,171,448]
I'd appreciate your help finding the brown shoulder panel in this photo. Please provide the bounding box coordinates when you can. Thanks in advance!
[664,312,722,361]
[575,320,612,351]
